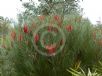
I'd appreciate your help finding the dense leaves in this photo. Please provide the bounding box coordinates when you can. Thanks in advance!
[1,0,102,76]
[1,15,101,76]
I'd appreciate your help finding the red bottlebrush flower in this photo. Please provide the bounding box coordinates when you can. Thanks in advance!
[23,24,29,33]
[54,15,60,21]
[11,31,16,40]
[66,25,73,32]
[34,34,39,43]
[18,34,23,41]
[38,15,45,21]
[54,15,62,26]
[45,44,56,54]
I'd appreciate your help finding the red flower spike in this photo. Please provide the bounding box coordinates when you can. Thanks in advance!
[45,44,56,54]
[34,34,39,43]
[66,25,73,32]
[18,34,23,41]
[54,15,62,27]
[54,15,60,21]
[23,24,29,33]
[11,31,16,41]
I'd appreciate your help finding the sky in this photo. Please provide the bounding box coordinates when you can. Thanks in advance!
[0,0,102,24]
[79,0,102,24]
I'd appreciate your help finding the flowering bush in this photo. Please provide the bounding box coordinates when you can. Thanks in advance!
[1,15,102,76]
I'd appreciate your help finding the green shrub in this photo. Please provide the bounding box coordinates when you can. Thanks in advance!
[1,15,102,76]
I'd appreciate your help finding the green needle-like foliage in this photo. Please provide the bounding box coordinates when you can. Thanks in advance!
[1,15,101,76]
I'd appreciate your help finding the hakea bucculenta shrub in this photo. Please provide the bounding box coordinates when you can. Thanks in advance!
[2,15,102,76]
